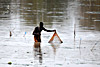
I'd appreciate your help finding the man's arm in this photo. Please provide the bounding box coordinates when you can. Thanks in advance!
[43,27,56,32]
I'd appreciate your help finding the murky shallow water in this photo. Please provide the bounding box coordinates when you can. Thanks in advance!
[0,0,100,67]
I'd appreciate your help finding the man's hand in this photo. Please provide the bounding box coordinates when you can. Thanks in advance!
[54,30,56,32]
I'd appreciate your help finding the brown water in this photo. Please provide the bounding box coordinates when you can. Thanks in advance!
[0,0,100,67]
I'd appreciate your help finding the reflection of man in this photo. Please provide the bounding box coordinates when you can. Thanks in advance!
[32,22,56,42]
[33,42,42,63]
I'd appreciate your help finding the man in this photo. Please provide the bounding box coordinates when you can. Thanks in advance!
[32,22,56,42]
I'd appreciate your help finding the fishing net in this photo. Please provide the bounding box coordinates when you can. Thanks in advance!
[48,32,63,43]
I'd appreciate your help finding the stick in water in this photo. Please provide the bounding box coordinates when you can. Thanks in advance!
[91,40,100,51]
[10,31,12,37]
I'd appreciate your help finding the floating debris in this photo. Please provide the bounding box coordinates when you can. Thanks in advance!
[31,62,33,63]
[27,52,29,53]
[8,62,12,65]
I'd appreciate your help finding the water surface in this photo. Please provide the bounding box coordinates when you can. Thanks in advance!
[0,0,100,67]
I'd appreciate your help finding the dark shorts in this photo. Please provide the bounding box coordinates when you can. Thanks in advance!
[34,35,41,42]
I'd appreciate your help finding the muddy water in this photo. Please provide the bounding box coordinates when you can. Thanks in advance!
[0,0,100,67]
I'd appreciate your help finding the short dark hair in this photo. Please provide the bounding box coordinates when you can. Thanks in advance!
[40,22,43,27]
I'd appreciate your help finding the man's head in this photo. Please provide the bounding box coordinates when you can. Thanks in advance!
[40,22,43,27]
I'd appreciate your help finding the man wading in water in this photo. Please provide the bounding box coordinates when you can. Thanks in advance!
[32,22,56,42]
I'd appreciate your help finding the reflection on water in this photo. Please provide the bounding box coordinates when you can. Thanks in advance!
[80,0,100,31]
[33,42,61,65]
[20,0,67,25]
[50,43,61,55]
[0,0,11,18]
[33,42,42,64]
[0,0,100,31]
